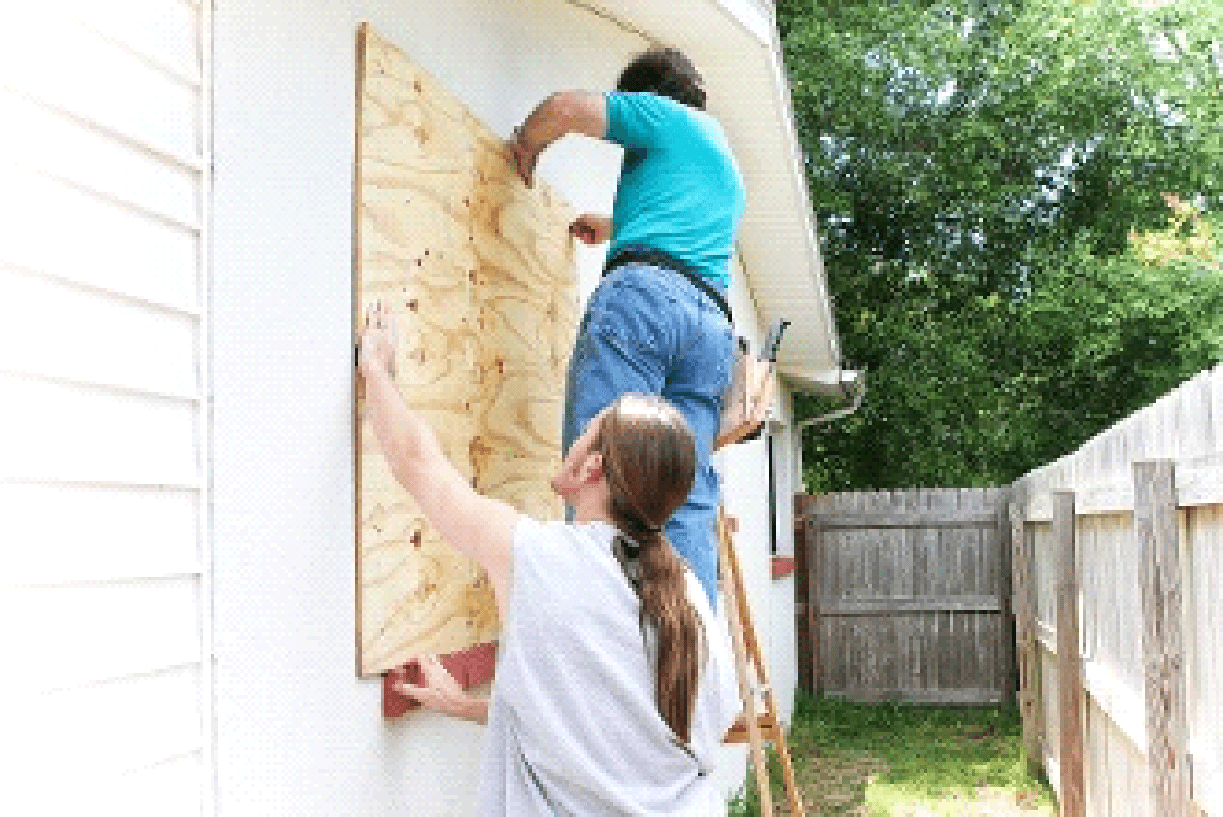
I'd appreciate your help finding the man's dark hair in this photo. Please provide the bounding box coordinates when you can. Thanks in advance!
[616,48,706,110]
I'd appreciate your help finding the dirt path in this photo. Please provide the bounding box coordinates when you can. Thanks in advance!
[784,752,1053,816]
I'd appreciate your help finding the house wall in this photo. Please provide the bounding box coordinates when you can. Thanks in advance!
[770,391,800,726]
[3,2,211,814]
[213,0,790,813]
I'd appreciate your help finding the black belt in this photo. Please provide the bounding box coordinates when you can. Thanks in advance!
[602,247,732,325]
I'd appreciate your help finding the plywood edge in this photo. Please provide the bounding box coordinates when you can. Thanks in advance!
[354,21,370,678]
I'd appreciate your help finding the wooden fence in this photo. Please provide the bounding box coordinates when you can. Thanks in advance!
[1009,364,1222,817]
[792,365,1222,815]
[794,487,1014,705]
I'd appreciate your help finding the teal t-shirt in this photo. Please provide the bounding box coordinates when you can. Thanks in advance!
[605,92,745,289]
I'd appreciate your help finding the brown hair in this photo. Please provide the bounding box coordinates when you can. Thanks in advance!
[594,394,703,742]
[616,48,707,111]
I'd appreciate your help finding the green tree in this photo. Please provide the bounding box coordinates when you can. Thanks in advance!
[779,0,1223,491]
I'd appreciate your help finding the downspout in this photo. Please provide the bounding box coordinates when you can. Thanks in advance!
[797,371,866,431]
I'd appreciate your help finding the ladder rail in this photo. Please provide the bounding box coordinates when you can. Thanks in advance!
[718,510,806,816]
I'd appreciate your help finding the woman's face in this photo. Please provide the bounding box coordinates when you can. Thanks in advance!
[550,412,605,500]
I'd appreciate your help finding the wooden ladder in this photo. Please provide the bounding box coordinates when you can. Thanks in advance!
[719,510,805,816]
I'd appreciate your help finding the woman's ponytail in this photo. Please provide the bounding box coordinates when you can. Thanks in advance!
[597,396,702,742]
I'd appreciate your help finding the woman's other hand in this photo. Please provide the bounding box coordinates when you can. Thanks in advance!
[393,654,489,724]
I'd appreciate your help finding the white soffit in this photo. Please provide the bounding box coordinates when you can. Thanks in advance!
[584,0,846,394]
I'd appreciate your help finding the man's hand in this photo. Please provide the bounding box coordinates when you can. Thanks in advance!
[394,654,489,724]
[569,214,612,245]
[508,127,540,187]
[357,298,397,381]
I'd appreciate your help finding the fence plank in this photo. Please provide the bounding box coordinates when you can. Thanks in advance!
[1187,504,1223,817]
[794,493,813,694]
[1135,460,1192,817]
[1012,493,1042,776]
[824,688,1002,705]
[931,489,956,695]
[999,488,1016,710]
[810,496,826,695]
[819,595,1001,614]
[1055,491,1087,817]
[810,510,1000,529]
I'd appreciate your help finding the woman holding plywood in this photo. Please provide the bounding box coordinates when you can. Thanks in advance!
[509,48,746,608]
[358,300,739,814]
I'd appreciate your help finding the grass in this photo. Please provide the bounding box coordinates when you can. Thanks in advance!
[729,693,1057,816]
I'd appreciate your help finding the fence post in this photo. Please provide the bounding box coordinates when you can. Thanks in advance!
[1054,491,1086,817]
[1011,489,1042,777]
[793,493,813,694]
[1134,460,1192,817]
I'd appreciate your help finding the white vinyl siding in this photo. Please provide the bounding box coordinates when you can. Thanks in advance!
[1,1,210,814]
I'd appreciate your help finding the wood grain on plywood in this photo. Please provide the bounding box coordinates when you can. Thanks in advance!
[355,24,576,676]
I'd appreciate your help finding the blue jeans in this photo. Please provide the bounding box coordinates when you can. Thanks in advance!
[562,263,734,607]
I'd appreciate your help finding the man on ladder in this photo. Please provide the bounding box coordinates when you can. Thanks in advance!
[508,46,743,610]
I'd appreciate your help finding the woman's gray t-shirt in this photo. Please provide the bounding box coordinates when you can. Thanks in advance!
[476,519,740,815]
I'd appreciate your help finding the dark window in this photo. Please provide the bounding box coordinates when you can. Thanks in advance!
[767,431,777,555]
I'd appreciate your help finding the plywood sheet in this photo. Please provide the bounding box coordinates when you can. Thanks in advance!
[355,24,577,675]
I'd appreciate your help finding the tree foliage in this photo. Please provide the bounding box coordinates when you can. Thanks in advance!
[779,0,1223,491]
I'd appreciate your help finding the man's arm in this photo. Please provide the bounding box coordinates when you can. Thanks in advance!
[358,300,519,615]
[510,91,608,186]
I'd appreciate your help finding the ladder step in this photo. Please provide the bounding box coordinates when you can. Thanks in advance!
[723,712,783,744]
